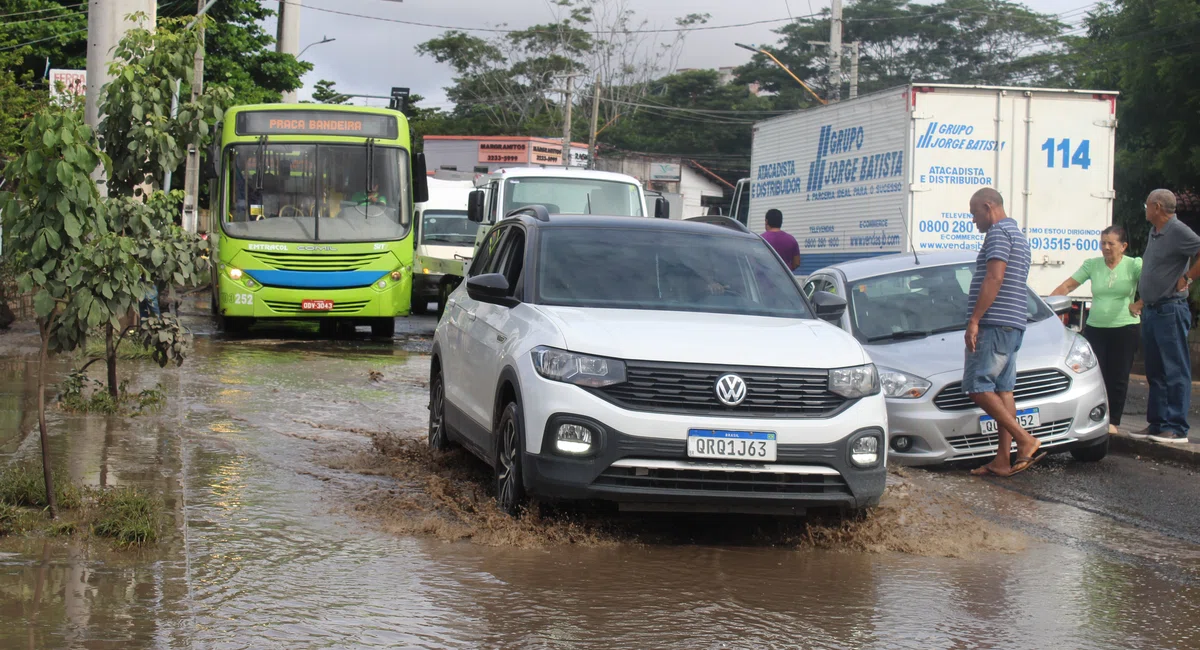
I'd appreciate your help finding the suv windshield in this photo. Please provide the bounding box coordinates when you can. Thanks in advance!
[504,177,643,217]
[421,210,477,246]
[223,143,410,242]
[535,227,812,318]
[847,262,1053,343]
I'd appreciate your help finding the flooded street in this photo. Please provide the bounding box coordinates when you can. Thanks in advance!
[2,302,1200,649]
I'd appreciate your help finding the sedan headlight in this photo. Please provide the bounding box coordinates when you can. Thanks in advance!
[828,364,880,399]
[878,367,932,399]
[1065,334,1098,374]
[531,346,626,388]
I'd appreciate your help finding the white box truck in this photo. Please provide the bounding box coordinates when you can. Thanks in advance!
[736,83,1118,299]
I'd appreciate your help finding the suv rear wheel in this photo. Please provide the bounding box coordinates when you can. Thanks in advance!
[495,402,527,516]
[428,368,451,450]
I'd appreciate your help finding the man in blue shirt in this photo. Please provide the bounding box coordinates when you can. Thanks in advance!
[964,188,1044,477]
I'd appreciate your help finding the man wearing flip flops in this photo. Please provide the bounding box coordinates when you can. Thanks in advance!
[964,188,1047,477]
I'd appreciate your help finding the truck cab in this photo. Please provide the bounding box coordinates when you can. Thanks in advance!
[729,178,751,228]
[413,178,477,315]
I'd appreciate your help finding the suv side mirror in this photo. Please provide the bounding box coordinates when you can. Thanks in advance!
[654,197,669,219]
[811,290,847,322]
[413,153,430,203]
[467,190,486,222]
[466,273,519,308]
[1043,294,1072,316]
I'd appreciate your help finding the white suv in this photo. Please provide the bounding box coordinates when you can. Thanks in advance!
[429,209,888,516]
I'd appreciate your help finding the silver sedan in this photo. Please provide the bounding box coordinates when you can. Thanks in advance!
[805,251,1110,466]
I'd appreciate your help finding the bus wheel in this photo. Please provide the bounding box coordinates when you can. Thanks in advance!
[411,295,428,315]
[218,316,251,334]
[371,318,396,339]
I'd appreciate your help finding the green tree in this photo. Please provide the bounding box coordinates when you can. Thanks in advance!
[310,79,349,105]
[0,50,48,174]
[736,0,1068,104]
[1067,0,1200,251]
[0,109,108,518]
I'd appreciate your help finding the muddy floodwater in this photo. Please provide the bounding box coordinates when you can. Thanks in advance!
[2,305,1200,649]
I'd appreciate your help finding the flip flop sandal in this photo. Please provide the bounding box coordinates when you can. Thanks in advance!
[970,465,1011,477]
[1007,451,1048,476]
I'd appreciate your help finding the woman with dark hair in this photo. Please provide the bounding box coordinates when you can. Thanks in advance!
[1052,225,1142,434]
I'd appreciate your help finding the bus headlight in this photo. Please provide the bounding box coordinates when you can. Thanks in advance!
[228,268,243,280]
[391,271,402,281]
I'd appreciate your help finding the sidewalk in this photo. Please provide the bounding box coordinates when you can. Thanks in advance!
[1110,375,1200,465]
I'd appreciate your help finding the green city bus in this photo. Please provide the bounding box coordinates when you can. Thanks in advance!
[210,104,429,337]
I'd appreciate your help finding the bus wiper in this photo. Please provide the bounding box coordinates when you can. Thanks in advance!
[255,136,266,190]
[866,330,930,343]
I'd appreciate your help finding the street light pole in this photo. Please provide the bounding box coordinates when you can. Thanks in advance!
[298,36,335,59]
[735,42,826,106]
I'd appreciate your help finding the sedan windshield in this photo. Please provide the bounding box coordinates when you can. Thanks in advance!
[222,143,410,242]
[847,263,1053,343]
[420,210,477,246]
[535,227,812,318]
[504,177,644,217]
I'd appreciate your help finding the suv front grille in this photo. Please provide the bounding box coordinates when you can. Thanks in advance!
[933,369,1071,411]
[591,361,847,418]
[594,466,850,495]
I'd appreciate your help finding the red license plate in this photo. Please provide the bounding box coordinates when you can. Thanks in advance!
[301,299,334,311]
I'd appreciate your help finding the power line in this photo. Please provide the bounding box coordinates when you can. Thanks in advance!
[0,9,86,28]
[0,3,84,19]
[0,27,87,53]
[289,0,814,34]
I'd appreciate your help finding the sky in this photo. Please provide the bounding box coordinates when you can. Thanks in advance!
[261,0,1101,108]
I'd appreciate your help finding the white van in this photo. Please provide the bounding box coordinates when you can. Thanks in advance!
[413,178,478,314]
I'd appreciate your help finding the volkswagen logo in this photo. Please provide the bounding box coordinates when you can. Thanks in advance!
[714,374,748,407]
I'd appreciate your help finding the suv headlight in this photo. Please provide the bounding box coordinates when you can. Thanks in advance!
[1065,334,1098,374]
[878,367,932,399]
[829,364,880,399]
[531,346,626,387]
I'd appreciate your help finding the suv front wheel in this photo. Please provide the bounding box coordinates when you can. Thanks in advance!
[495,402,527,516]
[428,367,452,451]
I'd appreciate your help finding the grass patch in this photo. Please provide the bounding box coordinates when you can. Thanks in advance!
[92,487,161,547]
[0,465,162,547]
[82,337,155,360]
[59,371,167,415]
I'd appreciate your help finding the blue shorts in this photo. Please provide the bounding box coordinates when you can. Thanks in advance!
[962,325,1024,394]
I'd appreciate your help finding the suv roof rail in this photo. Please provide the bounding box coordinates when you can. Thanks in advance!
[685,215,751,233]
[504,204,552,222]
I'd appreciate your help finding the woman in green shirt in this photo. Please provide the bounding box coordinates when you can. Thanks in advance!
[1051,225,1142,434]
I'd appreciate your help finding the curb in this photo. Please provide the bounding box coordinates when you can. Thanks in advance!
[1110,430,1200,466]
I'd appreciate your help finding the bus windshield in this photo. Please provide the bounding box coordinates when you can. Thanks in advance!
[503,177,644,217]
[223,143,411,242]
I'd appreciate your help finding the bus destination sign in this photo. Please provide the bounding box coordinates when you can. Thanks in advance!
[236,111,399,139]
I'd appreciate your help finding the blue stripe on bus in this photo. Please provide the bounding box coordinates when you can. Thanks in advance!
[794,251,898,276]
[244,269,389,289]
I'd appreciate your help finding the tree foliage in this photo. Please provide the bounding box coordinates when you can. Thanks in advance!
[310,79,349,105]
[736,0,1068,104]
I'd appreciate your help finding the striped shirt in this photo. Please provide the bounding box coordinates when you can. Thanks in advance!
[967,217,1031,330]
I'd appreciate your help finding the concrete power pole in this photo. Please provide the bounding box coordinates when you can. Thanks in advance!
[849,42,860,99]
[277,0,301,103]
[587,74,601,170]
[560,74,574,168]
[181,0,207,233]
[86,0,157,193]
[829,0,843,103]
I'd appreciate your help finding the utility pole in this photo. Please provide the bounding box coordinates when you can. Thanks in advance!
[807,39,860,101]
[560,74,574,168]
[181,0,207,233]
[277,0,301,103]
[587,74,601,170]
[849,42,860,99]
[86,0,156,192]
[829,0,843,103]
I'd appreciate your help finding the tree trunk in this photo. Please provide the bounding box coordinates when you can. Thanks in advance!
[37,322,58,520]
[105,322,119,400]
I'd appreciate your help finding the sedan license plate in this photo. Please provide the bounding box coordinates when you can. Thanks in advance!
[301,299,334,311]
[687,429,776,462]
[980,408,1040,435]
